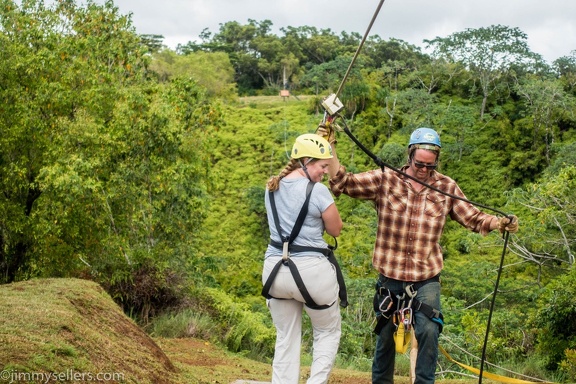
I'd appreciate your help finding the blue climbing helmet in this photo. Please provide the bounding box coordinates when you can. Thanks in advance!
[408,128,441,151]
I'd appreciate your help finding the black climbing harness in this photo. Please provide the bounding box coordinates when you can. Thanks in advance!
[373,275,444,336]
[261,181,348,309]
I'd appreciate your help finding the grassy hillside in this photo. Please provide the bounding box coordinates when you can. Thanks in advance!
[0,278,176,383]
[0,277,375,383]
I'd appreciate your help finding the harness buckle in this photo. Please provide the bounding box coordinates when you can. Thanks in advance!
[282,242,290,261]
[405,284,417,299]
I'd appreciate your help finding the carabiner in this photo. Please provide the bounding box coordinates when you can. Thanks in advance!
[402,307,413,330]
[396,293,406,312]
[405,284,417,299]
[379,292,394,313]
[404,284,417,311]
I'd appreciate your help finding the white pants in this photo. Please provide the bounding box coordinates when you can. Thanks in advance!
[262,255,342,384]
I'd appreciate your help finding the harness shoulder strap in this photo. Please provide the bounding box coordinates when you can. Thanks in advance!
[268,181,315,243]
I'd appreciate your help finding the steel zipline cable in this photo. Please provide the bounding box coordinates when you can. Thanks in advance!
[334,0,387,101]
[321,1,516,383]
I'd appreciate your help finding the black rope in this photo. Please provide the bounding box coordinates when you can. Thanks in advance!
[478,230,510,384]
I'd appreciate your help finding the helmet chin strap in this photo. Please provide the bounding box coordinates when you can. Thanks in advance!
[299,159,313,181]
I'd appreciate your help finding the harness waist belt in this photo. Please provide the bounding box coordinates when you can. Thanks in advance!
[377,274,440,292]
[269,240,332,256]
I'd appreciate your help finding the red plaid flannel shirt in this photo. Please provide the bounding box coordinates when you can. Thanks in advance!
[329,165,495,282]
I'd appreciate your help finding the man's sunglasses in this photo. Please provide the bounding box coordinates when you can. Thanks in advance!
[413,160,437,170]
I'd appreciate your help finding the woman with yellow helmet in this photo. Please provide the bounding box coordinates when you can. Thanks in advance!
[262,133,344,384]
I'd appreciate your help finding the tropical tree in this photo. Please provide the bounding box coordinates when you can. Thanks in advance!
[508,166,576,276]
[0,0,221,313]
[251,31,290,90]
[425,25,542,119]
[514,76,576,165]
[140,33,165,52]
[300,56,358,96]
[149,49,237,100]
[437,103,478,162]
[0,0,147,282]
[281,26,343,65]
[533,265,576,375]
[206,19,275,93]
[554,50,576,93]
[363,37,426,70]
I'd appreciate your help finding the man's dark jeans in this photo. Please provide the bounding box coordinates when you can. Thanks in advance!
[372,276,441,384]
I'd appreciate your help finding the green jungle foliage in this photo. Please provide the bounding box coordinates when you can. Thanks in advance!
[1,1,576,381]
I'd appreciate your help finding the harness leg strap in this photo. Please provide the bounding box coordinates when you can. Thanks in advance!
[261,258,286,299]
[285,258,332,310]
[262,257,333,310]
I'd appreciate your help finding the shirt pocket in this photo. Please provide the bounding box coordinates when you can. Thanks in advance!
[386,188,407,213]
[424,193,446,217]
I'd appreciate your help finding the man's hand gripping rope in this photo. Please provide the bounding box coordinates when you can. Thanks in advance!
[498,215,519,234]
[316,118,339,145]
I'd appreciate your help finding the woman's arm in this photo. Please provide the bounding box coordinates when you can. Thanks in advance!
[322,202,343,237]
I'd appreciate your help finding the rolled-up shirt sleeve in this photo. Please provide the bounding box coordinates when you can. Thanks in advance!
[329,165,382,200]
[447,182,496,236]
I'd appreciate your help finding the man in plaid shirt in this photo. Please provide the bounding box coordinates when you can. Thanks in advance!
[318,126,519,384]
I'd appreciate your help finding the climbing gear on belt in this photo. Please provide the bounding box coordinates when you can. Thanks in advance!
[392,286,416,353]
[261,181,348,309]
[373,276,444,340]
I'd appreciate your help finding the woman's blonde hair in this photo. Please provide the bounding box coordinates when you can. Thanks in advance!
[267,158,303,192]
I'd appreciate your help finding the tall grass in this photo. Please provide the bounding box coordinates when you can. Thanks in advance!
[148,309,218,340]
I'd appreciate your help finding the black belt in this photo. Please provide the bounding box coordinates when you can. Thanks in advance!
[377,274,440,293]
[269,241,332,256]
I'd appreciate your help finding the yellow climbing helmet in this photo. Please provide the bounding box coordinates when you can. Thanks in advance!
[291,134,333,160]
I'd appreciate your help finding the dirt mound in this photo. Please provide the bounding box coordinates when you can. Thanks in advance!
[0,278,176,384]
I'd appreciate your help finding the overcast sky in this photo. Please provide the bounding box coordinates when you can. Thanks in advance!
[97,0,575,64]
